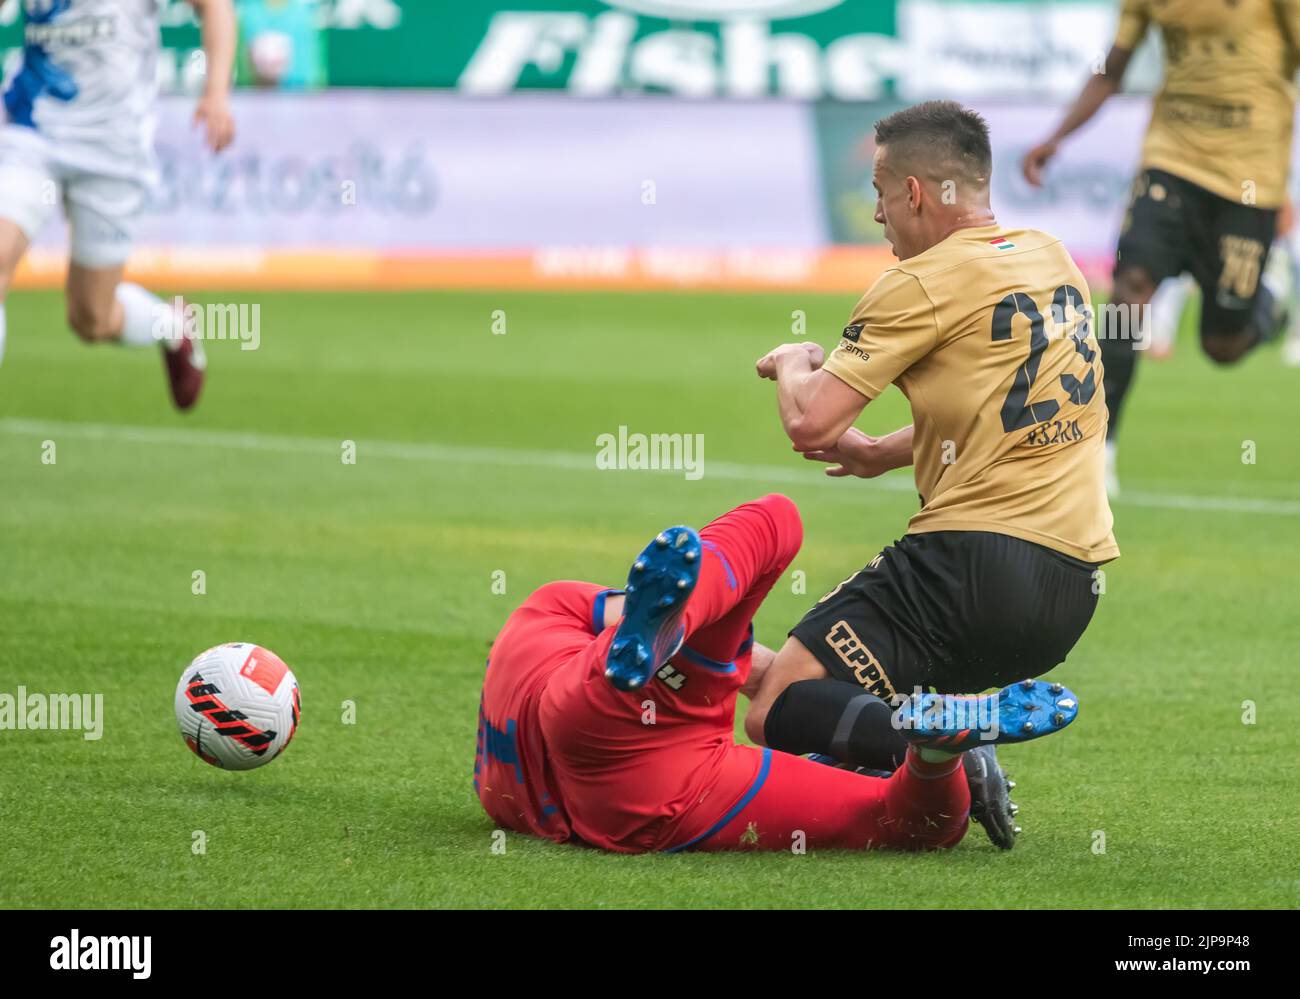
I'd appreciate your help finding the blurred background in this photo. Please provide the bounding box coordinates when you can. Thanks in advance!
[1,0,1189,296]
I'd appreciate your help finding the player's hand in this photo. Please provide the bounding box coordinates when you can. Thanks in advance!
[1021,140,1058,187]
[739,641,775,700]
[801,427,890,478]
[755,341,825,380]
[194,92,235,153]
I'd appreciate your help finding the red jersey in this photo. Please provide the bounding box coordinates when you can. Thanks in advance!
[474,581,606,843]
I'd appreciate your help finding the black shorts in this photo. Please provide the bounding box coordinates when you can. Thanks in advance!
[1116,168,1278,337]
[788,531,1100,698]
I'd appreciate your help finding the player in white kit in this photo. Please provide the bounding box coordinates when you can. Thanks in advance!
[0,0,236,409]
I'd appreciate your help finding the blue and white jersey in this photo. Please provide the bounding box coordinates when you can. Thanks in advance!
[3,0,163,157]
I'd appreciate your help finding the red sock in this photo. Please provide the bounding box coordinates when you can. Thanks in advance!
[876,749,971,850]
[679,494,802,662]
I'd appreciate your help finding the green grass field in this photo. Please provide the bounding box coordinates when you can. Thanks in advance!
[1,288,1298,908]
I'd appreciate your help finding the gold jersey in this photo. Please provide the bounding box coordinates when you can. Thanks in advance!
[1116,0,1300,208]
[823,224,1120,564]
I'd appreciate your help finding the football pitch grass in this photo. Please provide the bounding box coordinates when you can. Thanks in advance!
[1,289,1298,909]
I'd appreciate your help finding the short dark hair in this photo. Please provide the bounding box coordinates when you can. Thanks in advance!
[874,100,992,186]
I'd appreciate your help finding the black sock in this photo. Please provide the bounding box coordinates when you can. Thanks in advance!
[1100,308,1140,440]
[764,679,908,772]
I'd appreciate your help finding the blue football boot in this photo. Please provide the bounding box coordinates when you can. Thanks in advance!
[604,526,702,691]
[896,679,1079,751]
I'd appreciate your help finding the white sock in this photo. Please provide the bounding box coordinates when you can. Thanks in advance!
[1288,229,1300,306]
[1263,238,1293,303]
[116,282,182,351]
[0,302,6,366]
[1286,235,1300,347]
[1148,274,1192,349]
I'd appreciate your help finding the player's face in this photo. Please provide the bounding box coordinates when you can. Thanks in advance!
[872,146,920,260]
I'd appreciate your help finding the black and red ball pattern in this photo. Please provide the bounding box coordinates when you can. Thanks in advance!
[184,672,279,757]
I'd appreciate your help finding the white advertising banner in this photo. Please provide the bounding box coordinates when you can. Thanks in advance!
[22,91,825,253]
[14,88,1292,292]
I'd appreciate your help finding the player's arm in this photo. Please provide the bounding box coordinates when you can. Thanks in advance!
[1023,0,1150,185]
[1022,44,1133,186]
[188,0,238,153]
[758,271,937,453]
[801,424,914,478]
[759,269,941,447]
[756,342,870,453]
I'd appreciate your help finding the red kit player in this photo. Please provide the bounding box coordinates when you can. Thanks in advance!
[474,494,1079,854]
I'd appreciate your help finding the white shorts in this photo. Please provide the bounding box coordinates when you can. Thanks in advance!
[0,124,156,269]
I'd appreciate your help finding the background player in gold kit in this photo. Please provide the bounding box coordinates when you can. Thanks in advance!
[1023,0,1300,495]
[741,101,1116,850]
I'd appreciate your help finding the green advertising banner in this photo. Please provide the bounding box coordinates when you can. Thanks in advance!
[0,0,901,97]
[417,0,901,98]
[0,1,1118,98]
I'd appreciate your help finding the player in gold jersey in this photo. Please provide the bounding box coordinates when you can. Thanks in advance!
[742,102,1116,849]
[1023,0,1300,494]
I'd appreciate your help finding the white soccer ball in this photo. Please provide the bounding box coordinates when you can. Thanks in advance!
[174,643,301,771]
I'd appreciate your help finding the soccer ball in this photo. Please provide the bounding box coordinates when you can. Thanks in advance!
[174,643,301,771]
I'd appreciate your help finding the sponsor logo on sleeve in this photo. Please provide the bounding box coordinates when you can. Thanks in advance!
[837,341,870,361]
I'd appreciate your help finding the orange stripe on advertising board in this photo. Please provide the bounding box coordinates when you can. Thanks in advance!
[10,246,900,294]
